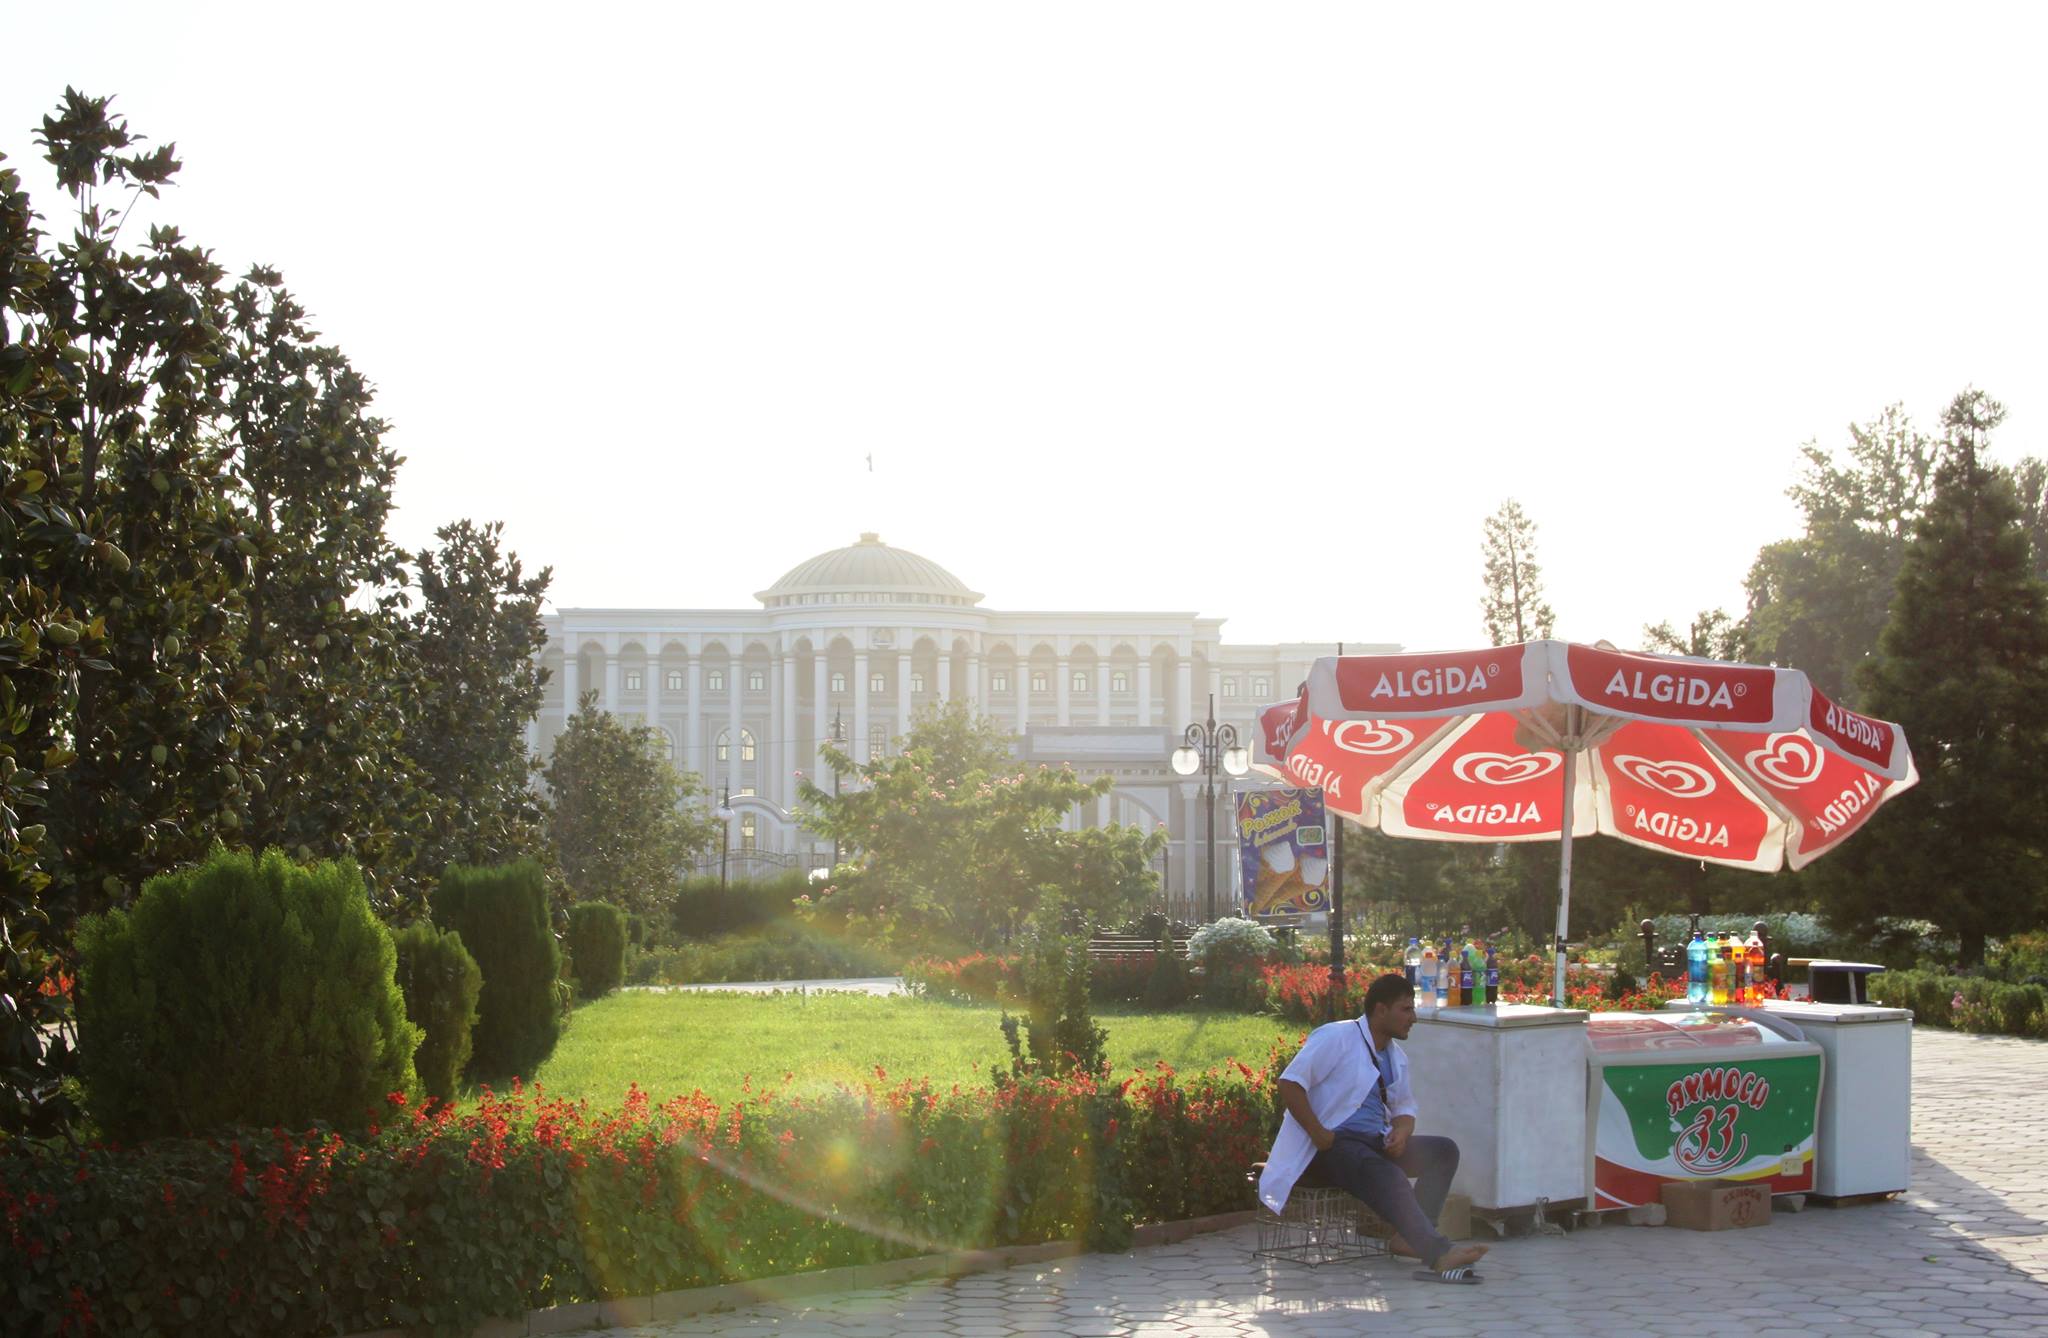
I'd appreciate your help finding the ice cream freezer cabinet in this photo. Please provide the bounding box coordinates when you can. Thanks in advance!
[1584,1012,1825,1210]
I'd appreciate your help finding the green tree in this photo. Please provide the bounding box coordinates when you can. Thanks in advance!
[1743,403,1940,701]
[1814,390,2048,964]
[406,520,552,882]
[1642,607,1749,661]
[797,701,1165,956]
[544,691,717,918]
[1480,499,1556,645]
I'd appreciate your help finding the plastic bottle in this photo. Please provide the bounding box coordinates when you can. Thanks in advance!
[1710,935,1730,1005]
[1467,942,1484,1006]
[1434,941,1449,1011]
[1443,936,1461,1008]
[1730,935,1748,1005]
[1686,921,1710,1006]
[1405,937,1422,989]
[1460,941,1476,1007]
[1485,940,1499,1006]
[1418,942,1438,1015]
[1746,929,1767,1005]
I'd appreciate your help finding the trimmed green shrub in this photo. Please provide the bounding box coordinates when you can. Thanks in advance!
[567,902,628,998]
[392,922,482,1103]
[75,848,419,1139]
[430,859,562,1079]
[627,931,890,986]
[1866,969,2048,1037]
[1142,923,1193,1009]
[670,870,812,939]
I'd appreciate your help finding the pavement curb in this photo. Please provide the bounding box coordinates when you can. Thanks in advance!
[341,1209,1255,1338]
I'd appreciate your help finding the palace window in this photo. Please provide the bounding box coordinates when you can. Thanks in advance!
[830,671,847,694]
[870,672,886,693]
[1030,671,1049,693]
[716,728,756,763]
[910,672,926,694]
[707,669,726,693]
[1111,670,1130,693]
[1071,670,1088,692]
[1222,677,1239,698]
[1252,676,1271,697]
[740,815,757,852]
[992,672,1010,693]
[868,724,888,756]
[666,670,685,692]
[747,669,765,692]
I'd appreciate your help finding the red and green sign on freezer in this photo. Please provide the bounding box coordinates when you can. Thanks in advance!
[1584,1014,1824,1209]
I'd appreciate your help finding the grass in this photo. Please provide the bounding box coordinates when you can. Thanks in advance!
[521,992,1306,1111]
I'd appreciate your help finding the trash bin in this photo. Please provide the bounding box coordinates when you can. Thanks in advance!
[1584,1011,1823,1210]
[1806,960,1886,1004]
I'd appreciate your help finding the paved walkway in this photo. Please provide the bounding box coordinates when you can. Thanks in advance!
[593,1029,2047,1337]
[626,978,908,997]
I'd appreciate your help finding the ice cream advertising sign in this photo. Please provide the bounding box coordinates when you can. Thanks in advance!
[1588,1051,1822,1209]
[1237,788,1329,918]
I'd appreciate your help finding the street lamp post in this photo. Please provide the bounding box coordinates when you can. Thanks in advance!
[715,783,734,890]
[1171,694,1251,923]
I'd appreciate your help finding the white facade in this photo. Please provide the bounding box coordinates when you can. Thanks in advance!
[533,533,1395,919]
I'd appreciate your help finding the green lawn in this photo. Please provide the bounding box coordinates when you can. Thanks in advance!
[521,992,1305,1111]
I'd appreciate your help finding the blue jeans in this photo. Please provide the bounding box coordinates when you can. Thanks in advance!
[1304,1130,1460,1269]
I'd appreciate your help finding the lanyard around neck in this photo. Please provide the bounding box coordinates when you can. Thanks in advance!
[1352,1020,1389,1105]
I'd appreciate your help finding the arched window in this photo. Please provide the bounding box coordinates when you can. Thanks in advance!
[869,672,886,693]
[1111,670,1130,693]
[1071,670,1088,692]
[1252,676,1271,697]
[707,669,726,693]
[910,672,926,694]
[747,669,765,692]
[1221,677,1239,698]
[830,671,847,694]
[666,669,685,692]
[715,729,757,763]
[1030,671,1049,693]
[740,815,757,852]
[991,672,1010,693]
[624,670,643,692]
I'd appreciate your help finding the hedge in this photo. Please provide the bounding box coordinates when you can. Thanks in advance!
[669,871,812,940]
[430,860,561,1079]
[566,902,627,999]
[1,1048,1292,1337]
[627,931,889,987]
[75,848,419,1139]
[392,923,483,1104]
[1866,969,2048,1037]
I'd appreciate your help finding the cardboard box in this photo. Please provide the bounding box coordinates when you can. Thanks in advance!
[1659,1179,1773,1231]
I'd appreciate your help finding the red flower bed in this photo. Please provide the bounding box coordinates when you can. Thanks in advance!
[901,951,1025,1004]
[2,1061,1281,1336]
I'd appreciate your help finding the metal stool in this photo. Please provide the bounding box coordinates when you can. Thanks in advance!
[1252,1185,1391,1268]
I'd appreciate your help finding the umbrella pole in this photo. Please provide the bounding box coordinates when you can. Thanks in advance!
[1554,747,1577,1008]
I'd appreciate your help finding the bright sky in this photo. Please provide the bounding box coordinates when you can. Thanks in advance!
[9,3,2044,658]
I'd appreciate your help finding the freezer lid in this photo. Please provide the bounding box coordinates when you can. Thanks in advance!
[1759,1000,1913,1024]
[1586,1011,1787,1055]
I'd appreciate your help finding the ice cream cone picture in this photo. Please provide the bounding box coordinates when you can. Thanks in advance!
[1252,842,1302,914]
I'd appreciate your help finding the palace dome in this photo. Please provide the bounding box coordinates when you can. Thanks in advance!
[757,533,983,609]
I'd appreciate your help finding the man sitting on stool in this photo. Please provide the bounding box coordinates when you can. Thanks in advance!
[1258,972,1487,1280]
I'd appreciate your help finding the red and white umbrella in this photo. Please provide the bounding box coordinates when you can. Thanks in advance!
[1255,641,1916,1002]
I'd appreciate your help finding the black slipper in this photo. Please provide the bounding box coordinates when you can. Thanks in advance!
[1414,1266,1484,1284]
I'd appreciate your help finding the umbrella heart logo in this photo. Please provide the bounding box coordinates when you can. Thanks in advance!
[1449,751,1559,786]
[1329,720,1414,756]
[1611,755,1716,799]
[1745,733,1823,789]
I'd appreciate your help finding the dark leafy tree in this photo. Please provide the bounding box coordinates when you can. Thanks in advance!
[1480,499,1556,646]
[407,520,552,882]
[544,692,717,919]
[1814,390,2048,964]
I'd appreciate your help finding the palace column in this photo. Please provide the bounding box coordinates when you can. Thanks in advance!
[603,640,622,710]
[1095,642,1110,725]
[1056,656,1071,726]
[1138,655,1154,728]
[644,638,661,732]
[780,651,798,813]
[812,650,830,768]
[898,648,912,743]
[1175,658,1193,726]
[967,653,982,707]
[685,655,702,778]
[1015,660,1029,736]
[559,645,579,718]
[937,653,951,703]
[853,650,871,765]
[726,651,742,794]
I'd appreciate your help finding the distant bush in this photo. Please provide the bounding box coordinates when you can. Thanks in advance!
[670,871,811,940]
[1141,922,1193,1010]
[431,859,562,1079]
[903,951,1025,1004]
[392,922,482,1104]
[76,848,419,1139]
[628,930,889,987]
[567,902,628,998]
[1867,969,2048,1038]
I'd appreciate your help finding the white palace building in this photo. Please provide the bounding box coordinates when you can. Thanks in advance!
[534,533,1393,917]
